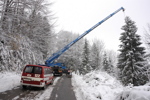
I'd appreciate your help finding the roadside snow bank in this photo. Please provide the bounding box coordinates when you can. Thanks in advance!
[116,84,150,100]
[72,71,123,100]
[0,72,21,92]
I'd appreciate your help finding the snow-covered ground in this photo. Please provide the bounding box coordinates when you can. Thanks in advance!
[116,84,150,100]
[0,71,150,100]
[72,71,123,100]
[0,72,21,92]
[72,71,150,100]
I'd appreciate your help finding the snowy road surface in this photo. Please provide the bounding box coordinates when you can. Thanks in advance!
[50,74,76,100]
[0,85,47,100]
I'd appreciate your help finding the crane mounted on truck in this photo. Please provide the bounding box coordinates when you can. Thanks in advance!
[45,7,125,75]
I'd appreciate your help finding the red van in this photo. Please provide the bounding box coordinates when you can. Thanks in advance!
[20,65,54,89]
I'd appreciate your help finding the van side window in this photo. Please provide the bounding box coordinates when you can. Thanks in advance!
[44,68,52,74]
[44,68,47,74]
[48,68,53,73]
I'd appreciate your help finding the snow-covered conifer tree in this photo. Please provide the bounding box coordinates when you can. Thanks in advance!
[80,39,91,74]
[102,52,114,74]
[103,53,109,71]
[90,39,104,70]
[118,16,148,86]
[90,42,100,70]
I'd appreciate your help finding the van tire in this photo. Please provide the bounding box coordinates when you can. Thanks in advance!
[60,73,62,76]
[50,79,54,85]
[22,85,27,89]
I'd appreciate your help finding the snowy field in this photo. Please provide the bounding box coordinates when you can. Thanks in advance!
[0,71,150,100]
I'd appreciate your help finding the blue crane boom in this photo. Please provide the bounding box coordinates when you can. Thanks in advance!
[45,7,125,67]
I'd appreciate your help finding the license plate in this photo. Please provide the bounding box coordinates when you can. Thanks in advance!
[23,78,31,81]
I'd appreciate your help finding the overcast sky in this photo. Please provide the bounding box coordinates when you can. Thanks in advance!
[50,0,150,51]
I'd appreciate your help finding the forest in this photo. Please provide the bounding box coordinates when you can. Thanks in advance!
[0,0,150,86]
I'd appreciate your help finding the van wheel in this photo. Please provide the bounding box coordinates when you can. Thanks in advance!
[50,79,54,85]
[22,85,27,89]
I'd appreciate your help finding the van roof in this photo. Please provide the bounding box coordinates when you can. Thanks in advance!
[26,64,51,68]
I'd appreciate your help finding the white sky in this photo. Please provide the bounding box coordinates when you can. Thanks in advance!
[50,0,150,51]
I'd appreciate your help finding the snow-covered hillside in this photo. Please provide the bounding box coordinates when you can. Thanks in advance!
[72,71,150,100]
[0,35,45,72]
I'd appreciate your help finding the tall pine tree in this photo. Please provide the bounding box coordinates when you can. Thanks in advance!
[80,39,91,74]
[118,16,148,86]
[90,42,100,70]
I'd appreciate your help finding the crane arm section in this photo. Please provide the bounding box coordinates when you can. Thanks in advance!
[45,7,125,66]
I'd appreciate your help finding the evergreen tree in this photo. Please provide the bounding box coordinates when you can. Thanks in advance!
[103,53,109,71]
[103,52,114,74]
[80,39,91,74]
[90,39,105,70]
[118,16,148,86]
[90,42,100,70]
[108,57,115,75]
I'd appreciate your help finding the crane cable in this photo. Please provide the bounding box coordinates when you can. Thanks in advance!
[123,9,126,19]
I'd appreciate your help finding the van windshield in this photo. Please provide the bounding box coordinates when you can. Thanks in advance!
[24,66,42,74]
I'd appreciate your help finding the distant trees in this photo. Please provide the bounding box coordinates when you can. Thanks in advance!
[102,51,115,76]
[102,53,109,71]
[117,16,148,86]
[90,39,104,70]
